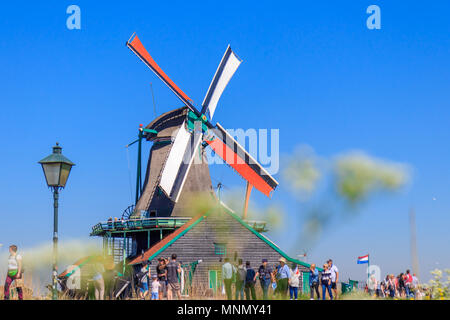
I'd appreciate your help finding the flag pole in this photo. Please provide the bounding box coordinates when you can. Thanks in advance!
[367,254,370,287]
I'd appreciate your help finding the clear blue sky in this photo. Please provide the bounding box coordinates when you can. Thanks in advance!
[1,1,449,283]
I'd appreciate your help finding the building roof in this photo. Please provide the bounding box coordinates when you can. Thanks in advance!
[127,212,207,265]
[129,205,320,270]
[58,256,93,279]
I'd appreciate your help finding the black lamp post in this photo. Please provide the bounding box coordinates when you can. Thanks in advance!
[38,143,75,300]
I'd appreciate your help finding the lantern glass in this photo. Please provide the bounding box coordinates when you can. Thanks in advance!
[59,163,72,187]
[42,163,61,187]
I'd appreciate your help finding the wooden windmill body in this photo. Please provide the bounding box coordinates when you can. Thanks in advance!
[134,106,215,219]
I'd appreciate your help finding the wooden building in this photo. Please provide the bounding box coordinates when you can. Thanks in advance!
[128,205,314,295]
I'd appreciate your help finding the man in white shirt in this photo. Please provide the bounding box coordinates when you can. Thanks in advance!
[222,257,236,300]
[4,244,23,300]
[328,259,339,300]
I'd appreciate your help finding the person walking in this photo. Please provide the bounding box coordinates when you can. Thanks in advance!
[4,245,23,300]
[156,257,167,299]
[244,261,257,300]
[309,263,320,300]
[235,259,246,300]
[321,263,333,300]
[150,274,160,300]
[271,266,278,295]
[378,280,385,298]
[276,257,290,299]
[398,273,406,298]
[368,273,377,296]
[256,259,273,300]
[222,257,235,300]
[288,263,300,300]
[166,254,181,300]
[384,275,390,297]
[93,258,105,300]
[327,259,339,300]
[405,269,413,298]
[138,261,150,300]
[389,275,395,297]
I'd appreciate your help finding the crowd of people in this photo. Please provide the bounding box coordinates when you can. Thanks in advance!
[221,257,340,300]
[366,270,423,299]
[310,259,341,300]
[4,244,427,301]
[2,243,342,301]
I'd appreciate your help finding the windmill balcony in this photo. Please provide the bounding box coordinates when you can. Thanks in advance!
[243,220,269,233]
[90,216,192,237]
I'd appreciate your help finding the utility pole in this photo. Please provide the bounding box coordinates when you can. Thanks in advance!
[409,208,420,278]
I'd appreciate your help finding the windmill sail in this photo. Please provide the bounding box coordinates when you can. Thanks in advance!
[126,33,195,112]
[201,45,242,120]
[159,121,203,202]
[159,121,191,199]
[169,131,203,202]
[206,123,278,197]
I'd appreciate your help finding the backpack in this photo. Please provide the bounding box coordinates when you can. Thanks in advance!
[135,269,147,285]
[245,269,256,284]
[237,266,246,282]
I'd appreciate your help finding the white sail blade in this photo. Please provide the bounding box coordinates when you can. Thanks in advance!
[159,121,192,197]
[171,131,203,202]
[201,45,242,120]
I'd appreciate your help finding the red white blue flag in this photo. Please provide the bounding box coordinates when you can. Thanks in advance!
[357,254,369,264]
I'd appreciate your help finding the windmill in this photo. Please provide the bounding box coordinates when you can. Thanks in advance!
[83,35,307,293]
[126,33,278,215]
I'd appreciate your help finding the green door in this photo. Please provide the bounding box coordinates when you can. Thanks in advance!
[209,270,223,294]
[302,272,310,293]
[209,270,217,292]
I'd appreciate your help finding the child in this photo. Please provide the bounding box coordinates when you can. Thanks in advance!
[151,274,161,300]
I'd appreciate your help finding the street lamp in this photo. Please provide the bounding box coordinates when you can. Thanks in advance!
[38,143,75,300]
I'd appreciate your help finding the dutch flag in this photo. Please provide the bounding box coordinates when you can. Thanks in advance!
[357,254,369,264]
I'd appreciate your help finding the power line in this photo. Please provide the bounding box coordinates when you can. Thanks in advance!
[409,208,420,278]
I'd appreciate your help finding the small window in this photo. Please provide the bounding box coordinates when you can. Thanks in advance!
[214,243,226,255]
[150,210,157,217]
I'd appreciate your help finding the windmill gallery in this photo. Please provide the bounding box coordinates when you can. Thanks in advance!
[57,33,315,298]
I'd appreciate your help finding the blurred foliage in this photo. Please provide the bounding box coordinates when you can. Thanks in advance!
[426,269,450,299]
[183,191,218,217]
[281,146,411,250]
[223,190,286,233]
[282,145,322,201]
[333,151,410,205]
